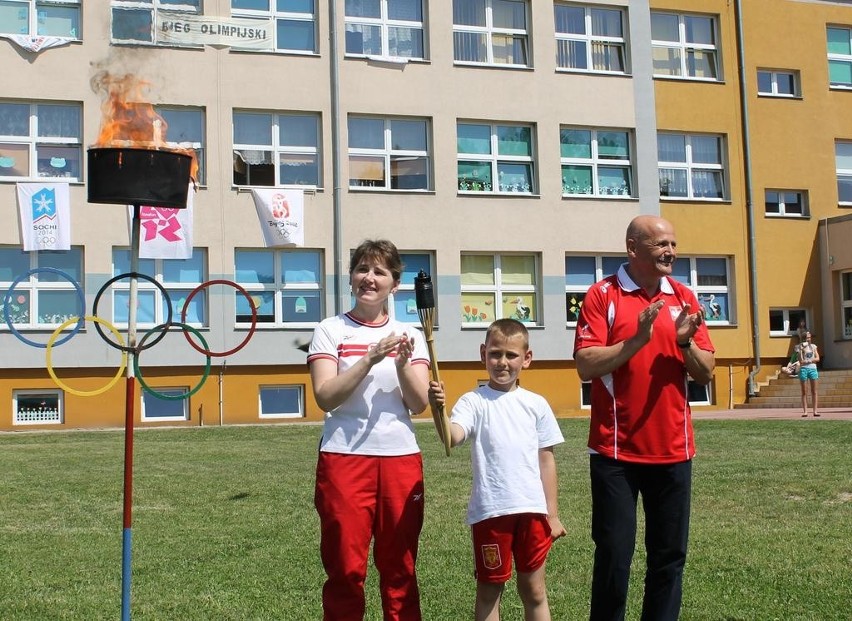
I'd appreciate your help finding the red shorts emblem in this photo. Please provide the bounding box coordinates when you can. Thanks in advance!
[480,544,501,570]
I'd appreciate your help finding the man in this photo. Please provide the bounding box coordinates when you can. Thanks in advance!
[573,215,715,621]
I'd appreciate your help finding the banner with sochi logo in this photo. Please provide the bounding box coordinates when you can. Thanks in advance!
[16,182,71,251]
[250,188,304,247]
[129,185,195,259]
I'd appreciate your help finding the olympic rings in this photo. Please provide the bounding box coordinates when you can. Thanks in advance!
[46,315,128,397]
[92,272,173,353]
[134,322,211,401]
[3,268,86,348]
[180,279,257,357]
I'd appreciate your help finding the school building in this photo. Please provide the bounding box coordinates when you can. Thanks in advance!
[2,0,852,430]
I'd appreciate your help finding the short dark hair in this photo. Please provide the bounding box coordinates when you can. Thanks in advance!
[485,318,529,349]
[349,239,403,281]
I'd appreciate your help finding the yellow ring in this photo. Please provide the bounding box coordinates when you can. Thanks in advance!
[46,315,128,397]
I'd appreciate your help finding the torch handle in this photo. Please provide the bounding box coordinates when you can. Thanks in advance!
[422,328,452,457]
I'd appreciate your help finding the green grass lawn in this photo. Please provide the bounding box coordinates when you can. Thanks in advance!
[0,419,849,620]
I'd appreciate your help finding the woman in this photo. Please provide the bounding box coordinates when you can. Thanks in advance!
[797,331,820,417]
[308,239,431,621]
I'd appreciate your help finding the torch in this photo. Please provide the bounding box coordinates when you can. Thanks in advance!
[414,270,452,456]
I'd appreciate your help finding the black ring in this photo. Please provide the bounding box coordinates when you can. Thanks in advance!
[92,272,174,353]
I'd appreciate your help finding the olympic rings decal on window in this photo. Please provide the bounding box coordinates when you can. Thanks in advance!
[46,316,128,397]
[3,267,86,348]
[133,322,212,401]
[92,272,174,353]
[180,279,258,357]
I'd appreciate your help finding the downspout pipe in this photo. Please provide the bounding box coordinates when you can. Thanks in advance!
[329,0,345,315]
[735,0,761,396]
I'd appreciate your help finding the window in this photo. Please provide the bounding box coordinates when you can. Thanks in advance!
[345,0,425,59]
[460,253,539,326]
[234,248,323,325]
[765,190,808,218]
[155,106,206,185]
[769,308,808,337]
[580,380,591,408]
[13,389,63,425]
[111,249,207,327]
[842,271,852,338]
[231,0,317,53]
[457,122,535,193]
[452,0,529,67]
[836,141,852,204]
[686,377,711,405]
[658,133,726,200]
[348,116,430,190]
[0,0,80,37]
[670,256,731,324]
[757,69,800,97]
[111,0,201,45]
[561,127,633,197]
[651,12,718,80]
[827,26,852,88]
[259,385,304,418]
[0,247,83,328]
[390,252,433,324]
[141,389,189,421]
[564,254,623,323]
[554,3,625,73]
[0,101,82,182]
[233,111,320,187]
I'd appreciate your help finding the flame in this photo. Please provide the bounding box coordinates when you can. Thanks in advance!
[91,72,198,183]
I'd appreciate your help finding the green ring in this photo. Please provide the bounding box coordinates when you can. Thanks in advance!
[134,322,211,401]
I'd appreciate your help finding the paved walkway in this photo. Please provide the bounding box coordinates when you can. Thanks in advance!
[692,407,852,420]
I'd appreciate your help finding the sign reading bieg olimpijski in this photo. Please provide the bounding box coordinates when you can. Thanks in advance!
[156,12,274,51]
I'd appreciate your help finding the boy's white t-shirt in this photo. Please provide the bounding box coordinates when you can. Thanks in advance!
[307,312,429,456]
[451,385,565,525]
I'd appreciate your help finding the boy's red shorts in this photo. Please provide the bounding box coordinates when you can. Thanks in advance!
[470,513,553,583]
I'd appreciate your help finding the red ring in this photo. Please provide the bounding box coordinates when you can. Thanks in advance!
[180,279,257,357]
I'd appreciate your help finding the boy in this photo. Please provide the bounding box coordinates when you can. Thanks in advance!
[429,318,565,621]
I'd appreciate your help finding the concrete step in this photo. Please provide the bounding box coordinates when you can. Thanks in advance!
[739,368,852,409]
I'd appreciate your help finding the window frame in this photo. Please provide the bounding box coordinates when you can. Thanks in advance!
[231,0,318,54]
[344,0,426,60]
[141,388,190,422]
[258,384,305,418]
[554,2,627,74]
[233,110,321,188]
[658,132,727,201]
[457,121,536,194]
[769,308,809,337]
[650,11,719,81]
[670,256,733,325]
[841,271,852,339]
[452,0,530,68]
[459,252,540,327]
[110,0,202,46]
[836,140,852,205]
[686,377,712,406]
[0,0,81,38]
[560,127,634,197]
[564,254,623,325]
[827,25,852,89]
[389,252,435,325]
[0,101,83,182]
[110,248,207,329]
[154,105,206,185]
[0,246,83,330]
[347,115,432,191]
[13,389,64,425]
[764,189,808,218]
[234,247,324,328]
[757,69,800,98]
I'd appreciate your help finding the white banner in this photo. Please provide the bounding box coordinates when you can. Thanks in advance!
[157,12,273,50]
[16,183,71,251]
[251,188,304,247]
[1,34,72,53]
[130,187,194,259]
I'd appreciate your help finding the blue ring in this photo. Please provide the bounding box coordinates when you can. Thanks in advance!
[3,267,85,348]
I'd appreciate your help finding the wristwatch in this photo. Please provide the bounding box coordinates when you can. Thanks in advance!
[677,338,692,349]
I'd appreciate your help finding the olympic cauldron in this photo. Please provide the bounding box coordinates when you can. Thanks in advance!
[87,147,192,208]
